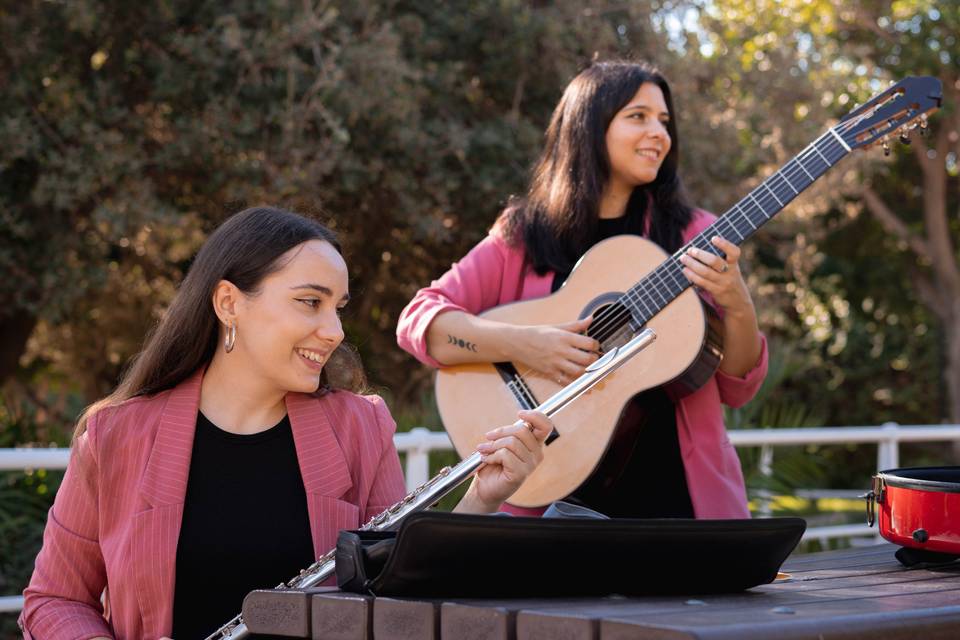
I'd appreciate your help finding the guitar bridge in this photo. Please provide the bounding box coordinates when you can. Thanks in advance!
[493,362,539,410]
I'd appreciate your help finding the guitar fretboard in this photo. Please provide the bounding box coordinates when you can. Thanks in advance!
[593,128,850,341]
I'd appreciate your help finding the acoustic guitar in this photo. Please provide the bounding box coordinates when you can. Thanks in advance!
[435,76,943,508]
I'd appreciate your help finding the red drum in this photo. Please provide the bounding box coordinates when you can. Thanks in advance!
[865,466,960,555]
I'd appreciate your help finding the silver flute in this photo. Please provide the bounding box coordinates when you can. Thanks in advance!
[205,328,657,640]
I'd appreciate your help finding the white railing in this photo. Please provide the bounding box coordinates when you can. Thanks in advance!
[729,422,960,529]
[2,422,959,615]
[726,422,960,471]
[0,428,454,490]
[6,422,955,489]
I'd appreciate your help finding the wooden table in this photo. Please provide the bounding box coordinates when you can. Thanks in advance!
[242,544,960,639]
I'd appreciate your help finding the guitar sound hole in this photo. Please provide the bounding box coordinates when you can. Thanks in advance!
[586,301,638,352]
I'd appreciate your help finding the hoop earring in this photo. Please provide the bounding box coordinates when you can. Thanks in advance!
[224,323,237,353]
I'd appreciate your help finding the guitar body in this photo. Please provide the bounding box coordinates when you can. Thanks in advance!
[435,235,723,508]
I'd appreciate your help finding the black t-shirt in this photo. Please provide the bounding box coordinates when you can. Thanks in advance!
[554,216,695,518]
[172,412,315,639]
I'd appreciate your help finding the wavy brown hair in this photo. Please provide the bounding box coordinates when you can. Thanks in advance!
[74,206,366,439]
[500,60,693,275]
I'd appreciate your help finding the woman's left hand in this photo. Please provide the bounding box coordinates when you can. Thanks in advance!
[455,410,552,513]
[680,234,763,376]
[679,236,753,316]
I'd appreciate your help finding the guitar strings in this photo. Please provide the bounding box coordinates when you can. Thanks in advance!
[501,105,902,397]
[587,146,839,344]
[595,161,823,340]
[584,131,850,345]
[590,116,865,350]
[508,132,848,385]
[587,154,823,339]
[505,116,865,388]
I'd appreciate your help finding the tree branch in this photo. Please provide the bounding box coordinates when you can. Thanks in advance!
[847,9,899,46]
[0,309,38,387]
[508,71,527,124]
[909,265,946,319]
[860,186,932,263]
[909,129,933,168]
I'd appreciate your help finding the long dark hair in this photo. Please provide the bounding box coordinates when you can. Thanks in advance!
[500,60,693,275]
[75,206,365,438]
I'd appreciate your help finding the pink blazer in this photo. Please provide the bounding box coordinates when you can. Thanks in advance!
[20,370,406,640]
[397,210,768,519]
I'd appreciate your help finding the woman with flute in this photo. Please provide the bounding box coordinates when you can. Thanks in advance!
[20,206,552,639]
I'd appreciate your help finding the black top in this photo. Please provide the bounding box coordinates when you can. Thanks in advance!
[172,412,315,640]
[554,216,694,518]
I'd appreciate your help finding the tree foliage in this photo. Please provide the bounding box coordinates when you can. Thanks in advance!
[683,0,957,429]
[1,0,952,474]
[1,0,677,404]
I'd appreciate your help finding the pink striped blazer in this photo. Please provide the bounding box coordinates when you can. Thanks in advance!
[397,209,768,519]
[20,370,406,640]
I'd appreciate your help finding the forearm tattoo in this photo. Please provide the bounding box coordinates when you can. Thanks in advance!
[447,334,478,352]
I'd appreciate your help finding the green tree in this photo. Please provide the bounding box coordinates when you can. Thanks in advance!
[685,0,954,427]
[1,1,678,410]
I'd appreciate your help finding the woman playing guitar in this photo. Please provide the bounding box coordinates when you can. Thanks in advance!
[397,59,768,519]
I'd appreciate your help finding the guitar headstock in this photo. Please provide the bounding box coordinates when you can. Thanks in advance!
[836,76,942,154]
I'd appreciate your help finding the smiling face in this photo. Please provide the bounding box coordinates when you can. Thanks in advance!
[227,239,349,395]
[605,82,672,192]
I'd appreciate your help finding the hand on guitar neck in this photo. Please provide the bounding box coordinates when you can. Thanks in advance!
[679,235,762,377]
[427,311,601,384]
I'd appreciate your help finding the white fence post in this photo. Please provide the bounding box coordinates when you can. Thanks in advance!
[758,444,774,518]
[877,422,900,471]
[403,427,432,491]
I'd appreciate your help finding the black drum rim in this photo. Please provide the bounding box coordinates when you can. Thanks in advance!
[876,466,960,494]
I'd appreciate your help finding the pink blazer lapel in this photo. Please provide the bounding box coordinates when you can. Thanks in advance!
[134,370,203,636]
[285,392,355,556]
[139,371,203,508]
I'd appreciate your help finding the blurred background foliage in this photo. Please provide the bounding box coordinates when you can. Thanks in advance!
[1,0,958,631]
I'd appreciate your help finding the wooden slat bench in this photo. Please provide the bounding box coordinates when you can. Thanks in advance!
[242,543,960,639]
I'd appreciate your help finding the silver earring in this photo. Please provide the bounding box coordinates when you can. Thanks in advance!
[224,323,236,353]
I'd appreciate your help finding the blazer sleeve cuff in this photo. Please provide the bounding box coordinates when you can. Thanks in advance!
[715,332,769,408]
[19,601,113,640]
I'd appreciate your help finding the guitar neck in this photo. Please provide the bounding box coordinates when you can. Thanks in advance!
[618,127,852,328]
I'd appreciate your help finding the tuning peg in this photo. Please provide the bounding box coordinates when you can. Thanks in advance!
[918,115,929,137]
[882,137,891,156]
[899,128,911,145]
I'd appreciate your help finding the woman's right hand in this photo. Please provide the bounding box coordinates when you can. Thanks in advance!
[512,317,599,384]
